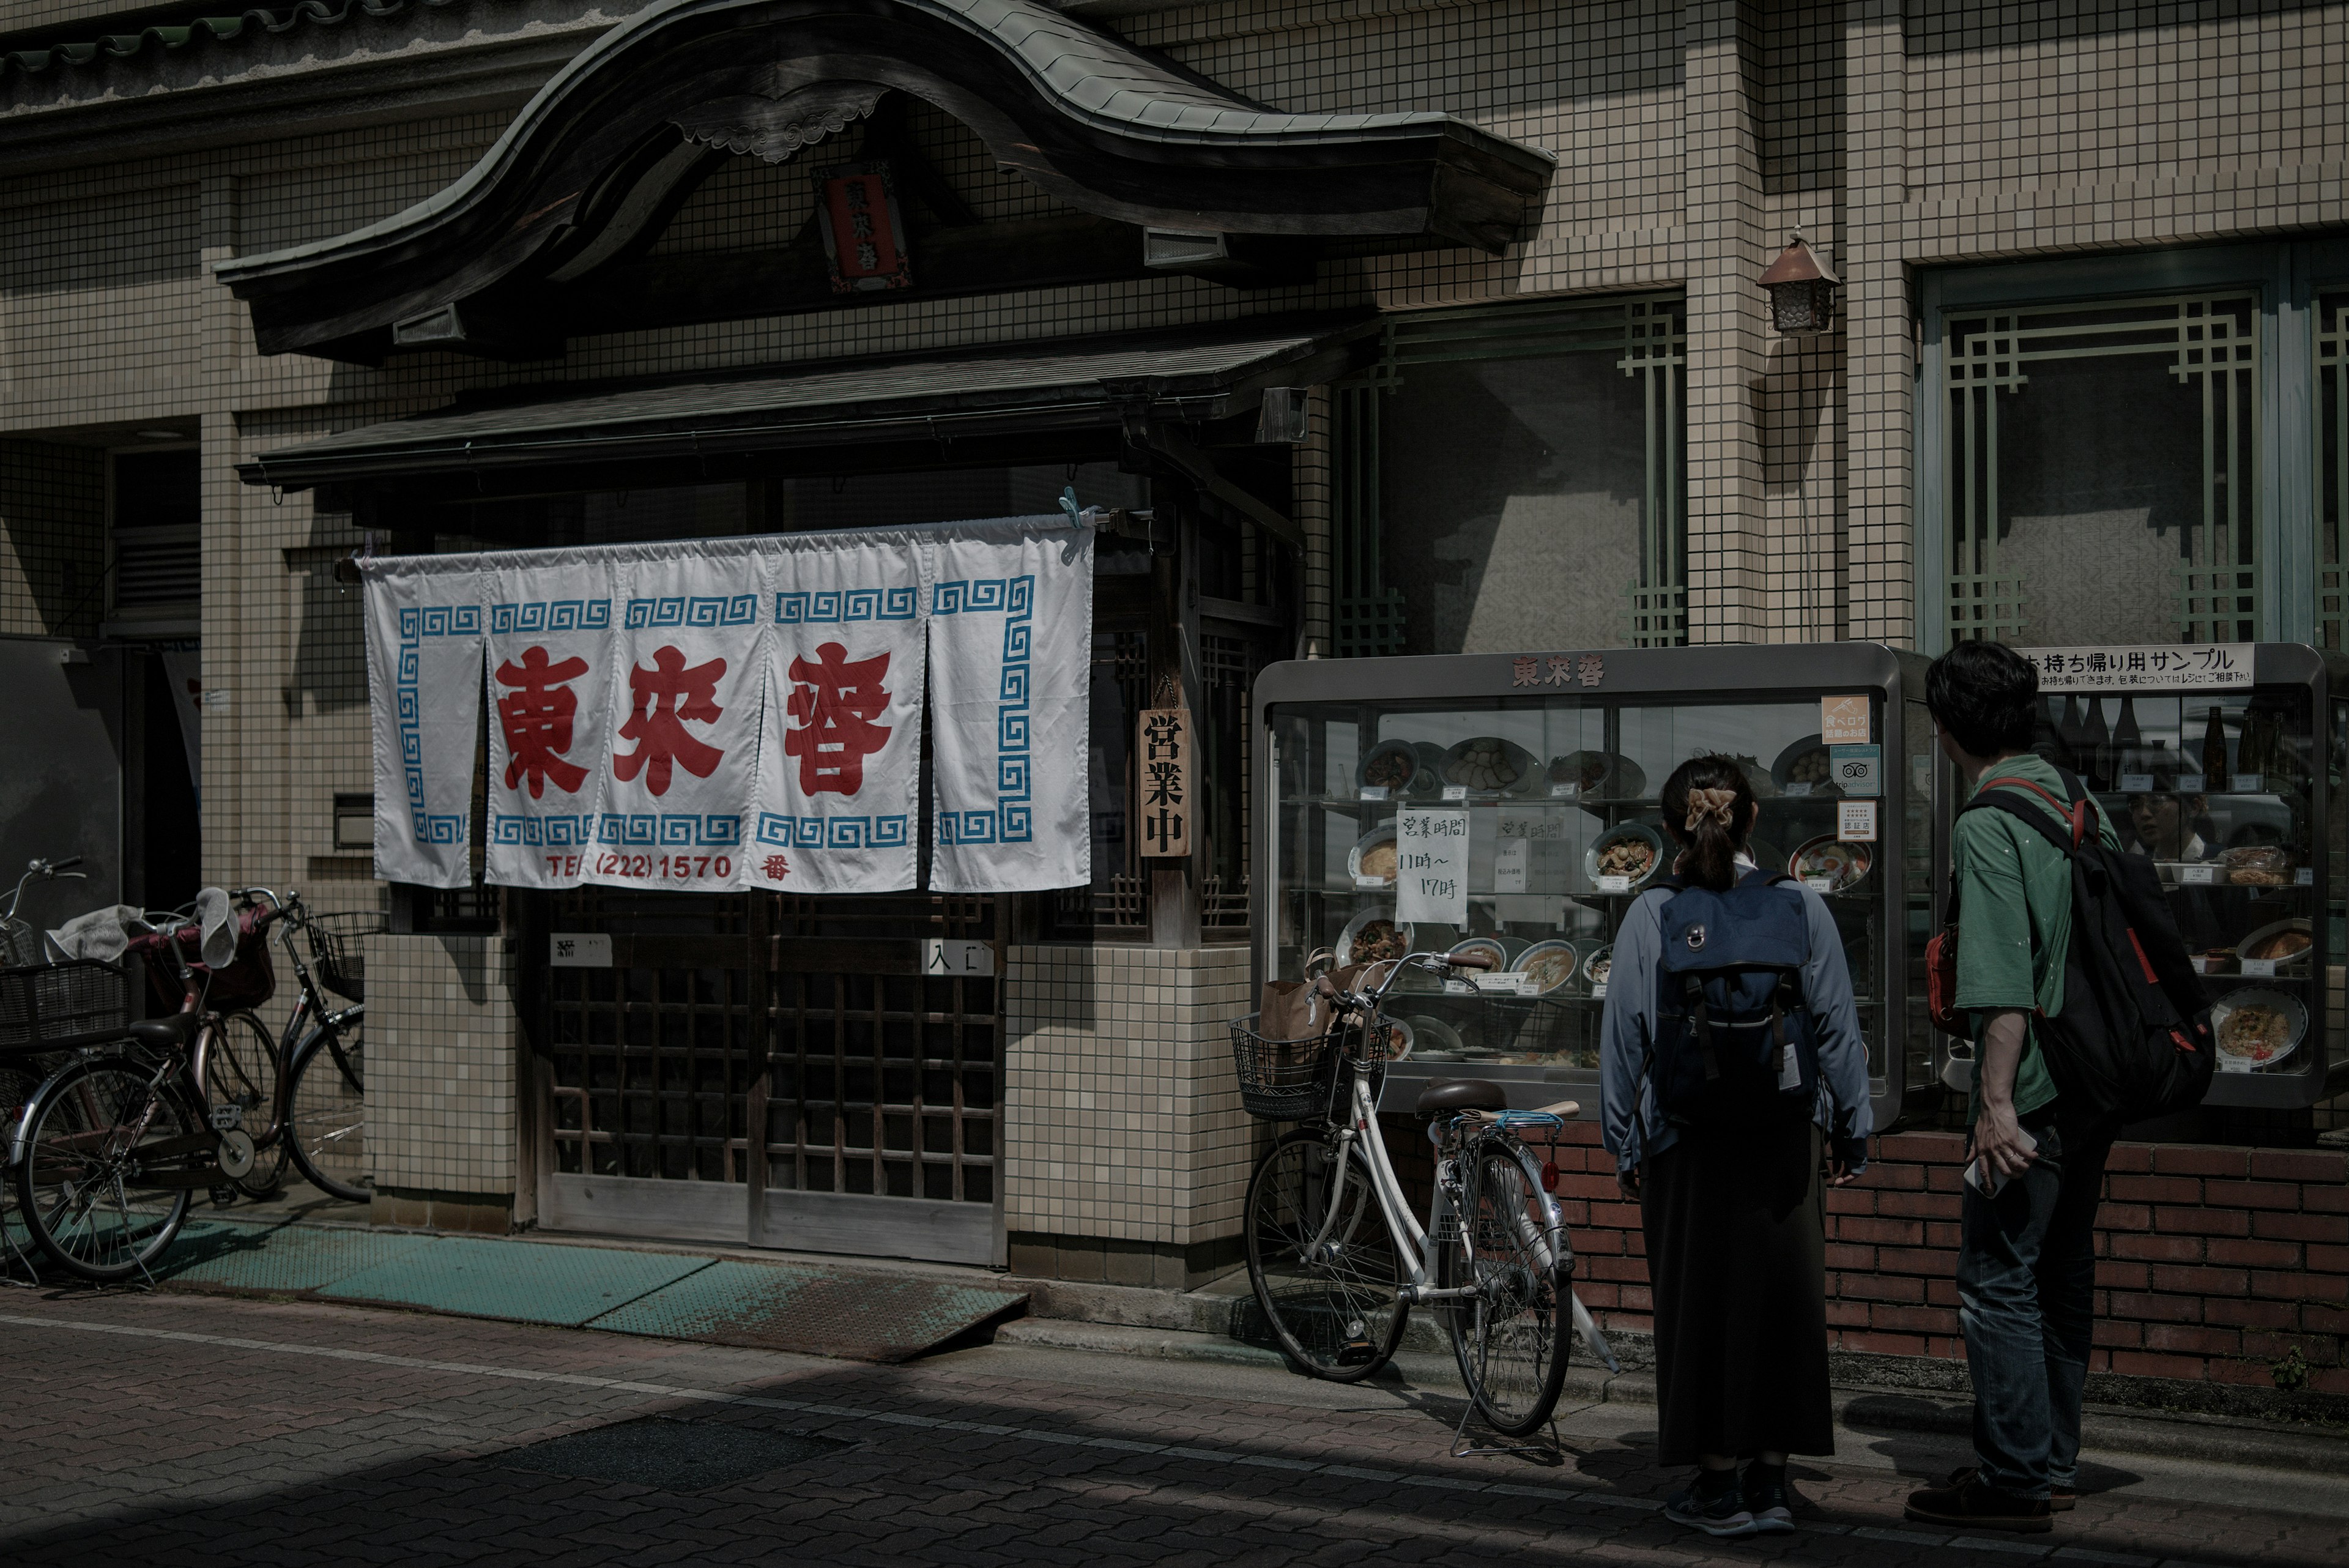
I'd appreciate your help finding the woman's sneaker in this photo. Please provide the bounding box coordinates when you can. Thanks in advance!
[1666,1471,1756,1537]
[1742,1464,1796,1533]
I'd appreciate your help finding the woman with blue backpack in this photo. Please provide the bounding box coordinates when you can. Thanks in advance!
[1600,754,1875,1537]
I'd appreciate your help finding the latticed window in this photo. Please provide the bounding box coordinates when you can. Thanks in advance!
[2320,286,2349,650]
[1944,294,2260,645]
[1333,294,1688,656]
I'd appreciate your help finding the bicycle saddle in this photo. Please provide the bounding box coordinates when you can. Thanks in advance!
[1414,1078,1508,1116]
[127,1014,198,1049]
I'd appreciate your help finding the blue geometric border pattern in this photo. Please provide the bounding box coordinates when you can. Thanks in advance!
[623,594,760,630]
[489,812,597,847]
[588,813,742,847]
[774,587,918,623]
[395,604,480,845]
[490,600,612,634]
[754,812,911,850]
[932,574,1034,845]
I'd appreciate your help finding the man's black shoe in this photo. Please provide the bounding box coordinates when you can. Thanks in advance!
[1943,1463,2075,1512]
[1904,1476,2054,1533]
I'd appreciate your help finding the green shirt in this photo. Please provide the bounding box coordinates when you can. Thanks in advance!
[1950,754,2121,1121]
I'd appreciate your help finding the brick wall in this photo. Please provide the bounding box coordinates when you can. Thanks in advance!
[1423,1119,2349,1397]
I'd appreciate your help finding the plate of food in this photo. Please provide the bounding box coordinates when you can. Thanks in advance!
[1582,944,1615,989]
[1403,1014,1465,1060]
[1548,750,1647,800]
[1773,734,1835,792]
[1336,907,1413,967]
[1586,823,1666,891]
[1789,835,1873,895]
[2221,844,2295,886]
[1347,825,1399,886]
[1446,936,1509,972]
[2239,920,2314,969]
[1357,740,1421,796]
[1439,737,1541,795]
[1515,939,1583,996]
[2211,986,2307,1072]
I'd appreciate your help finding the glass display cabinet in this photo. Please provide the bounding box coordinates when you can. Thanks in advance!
[2011,643,2349,1110]
[1253,644,1936,1129]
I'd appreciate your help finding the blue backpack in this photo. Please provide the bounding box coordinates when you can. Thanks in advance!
[1647,867,1822,1125]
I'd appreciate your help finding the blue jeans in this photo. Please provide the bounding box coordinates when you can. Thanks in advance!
[1956,1120,2111,1499]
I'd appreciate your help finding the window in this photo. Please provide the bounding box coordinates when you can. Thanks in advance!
[1334,295,1687,657]
[109,448,199,630]
[1943,294,2259,645]
[2320,285,2349,650]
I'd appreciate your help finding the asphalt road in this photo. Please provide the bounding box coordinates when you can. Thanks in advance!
[2,1287,2345,1566]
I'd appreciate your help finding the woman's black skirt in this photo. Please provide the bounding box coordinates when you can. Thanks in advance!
[1641,1117,1833,1463]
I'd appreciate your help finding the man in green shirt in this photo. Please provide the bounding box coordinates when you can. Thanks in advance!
[1905,642,2118,1536]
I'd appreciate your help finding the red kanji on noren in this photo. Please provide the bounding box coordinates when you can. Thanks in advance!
[785,642,892,796]
[494,645,590,798]
[614,644,727,797]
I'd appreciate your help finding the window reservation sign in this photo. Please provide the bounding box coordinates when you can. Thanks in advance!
[362,516,1093,896]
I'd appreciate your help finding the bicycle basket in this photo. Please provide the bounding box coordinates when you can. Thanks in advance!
[1230,1014,1395,1123]
[0,959,133,1055]
[306,910,384,1003]
[133,911,276,1012]
[0,915,38,968]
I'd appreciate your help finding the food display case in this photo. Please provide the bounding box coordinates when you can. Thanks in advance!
[1253,644,1937,1128]
[2011,643,2349,1109]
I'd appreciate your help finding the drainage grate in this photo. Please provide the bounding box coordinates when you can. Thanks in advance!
[497,1417,852,1492]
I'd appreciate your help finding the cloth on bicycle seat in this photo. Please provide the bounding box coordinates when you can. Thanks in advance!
[127,1014,198,1049]
[1414,1078,1508,1116]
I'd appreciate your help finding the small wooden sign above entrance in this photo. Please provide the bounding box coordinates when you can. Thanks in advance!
[815,162,912,294]
[1138,705,1192,857]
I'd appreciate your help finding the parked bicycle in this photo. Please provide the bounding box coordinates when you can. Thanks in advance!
[10,893,284,1281]
[1233,949,1617,1441]
[245,888,372,1204]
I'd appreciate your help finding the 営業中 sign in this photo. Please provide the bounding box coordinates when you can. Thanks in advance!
[1137,705,1191,857]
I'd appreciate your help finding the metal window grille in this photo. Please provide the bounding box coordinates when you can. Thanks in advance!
[762,893,998,1204]
[1945,292,2261,644]
[1199,630,1262,936]
[1333,294,1690,653]
[2320,288,2349,650]
[1053,630,1152,934]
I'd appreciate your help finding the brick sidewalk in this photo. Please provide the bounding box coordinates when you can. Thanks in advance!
[2,1290,2343,1567]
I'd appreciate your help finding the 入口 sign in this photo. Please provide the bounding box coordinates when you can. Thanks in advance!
[1137,705,1191,857]
[923,938,994,978]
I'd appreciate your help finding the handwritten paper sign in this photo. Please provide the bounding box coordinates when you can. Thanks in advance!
[1137,705,1190,857]
[1395,808,1469,925]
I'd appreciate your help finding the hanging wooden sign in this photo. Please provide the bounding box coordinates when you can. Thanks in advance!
[1138,705,1192,858]
[815,161,913,294]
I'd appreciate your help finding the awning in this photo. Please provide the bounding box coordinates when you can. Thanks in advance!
[237,315,1376,534]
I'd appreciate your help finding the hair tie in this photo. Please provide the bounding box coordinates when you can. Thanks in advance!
[1684,787,1739,833]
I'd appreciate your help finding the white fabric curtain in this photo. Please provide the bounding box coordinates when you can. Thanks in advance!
[360,516,1092,896]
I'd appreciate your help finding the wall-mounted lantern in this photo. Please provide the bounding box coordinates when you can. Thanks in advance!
[1759,234,1840,335]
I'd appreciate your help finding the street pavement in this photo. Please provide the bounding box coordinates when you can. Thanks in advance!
[2,1286,2345,1567]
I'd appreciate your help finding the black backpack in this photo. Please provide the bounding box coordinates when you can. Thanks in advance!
[1647,868,1822,1126]
[1956,768,2214,1132]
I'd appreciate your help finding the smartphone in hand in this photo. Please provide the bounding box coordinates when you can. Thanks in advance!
[1963,1129,2039,1198]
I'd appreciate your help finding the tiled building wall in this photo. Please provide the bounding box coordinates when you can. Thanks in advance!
[363,932,519,1232]
[2,0,2347,1263]
[1003,943,1260,1287]
[0,436,105,638]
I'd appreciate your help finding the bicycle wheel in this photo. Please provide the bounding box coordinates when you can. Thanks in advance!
[283,1017,369,1203]
[1440,1142,1573,1436]
[15,1053,199,1282]
[212,1010,286,1199]
[1244,1129,1409,1381]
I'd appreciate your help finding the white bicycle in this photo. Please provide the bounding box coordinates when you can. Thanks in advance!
[1233,949,1618,1439]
